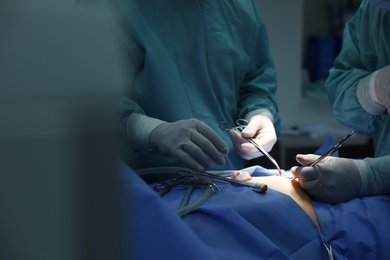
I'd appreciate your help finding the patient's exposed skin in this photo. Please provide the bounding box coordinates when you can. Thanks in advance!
[249,176,321,230]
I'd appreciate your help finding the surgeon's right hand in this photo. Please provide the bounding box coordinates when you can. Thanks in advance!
[290,154,362,204]
[148,119,229,172]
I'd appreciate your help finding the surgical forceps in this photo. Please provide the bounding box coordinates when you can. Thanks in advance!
[219,119,284,176]
[151,171,220,217]
[177,170,268,193]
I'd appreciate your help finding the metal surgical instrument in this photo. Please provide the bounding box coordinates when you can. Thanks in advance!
[219,119,283,176]
[309,130,356,166]
[178,170,268,193]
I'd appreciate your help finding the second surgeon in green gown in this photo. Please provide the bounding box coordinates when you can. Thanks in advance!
[292,0,390,204]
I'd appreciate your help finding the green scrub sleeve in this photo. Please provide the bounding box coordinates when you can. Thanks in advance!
[324,0,386,134]
[238,13,280,136]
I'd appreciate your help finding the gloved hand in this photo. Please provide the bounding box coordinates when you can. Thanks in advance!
[228,114,277,160]
[357,65,390,114]
[149,118,229,172]
[290,154,362,204]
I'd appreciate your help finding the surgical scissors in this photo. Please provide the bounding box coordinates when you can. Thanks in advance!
[219,119,284,177]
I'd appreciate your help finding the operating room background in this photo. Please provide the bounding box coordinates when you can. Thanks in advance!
[251,0,374,169]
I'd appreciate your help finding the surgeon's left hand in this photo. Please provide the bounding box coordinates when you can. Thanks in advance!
[290,154,362,204]
[229,114,277,160]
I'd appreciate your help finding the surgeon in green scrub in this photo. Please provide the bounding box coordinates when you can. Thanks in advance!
[117,0,280,171]
[326,0,390,157]
[291,0,390,204]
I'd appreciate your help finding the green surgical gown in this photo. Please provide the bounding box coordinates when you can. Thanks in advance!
[117,0,280,170]
[325,0,390,157]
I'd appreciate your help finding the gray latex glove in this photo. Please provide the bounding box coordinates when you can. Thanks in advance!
[290,154,362,204]
[149,118,229,172]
